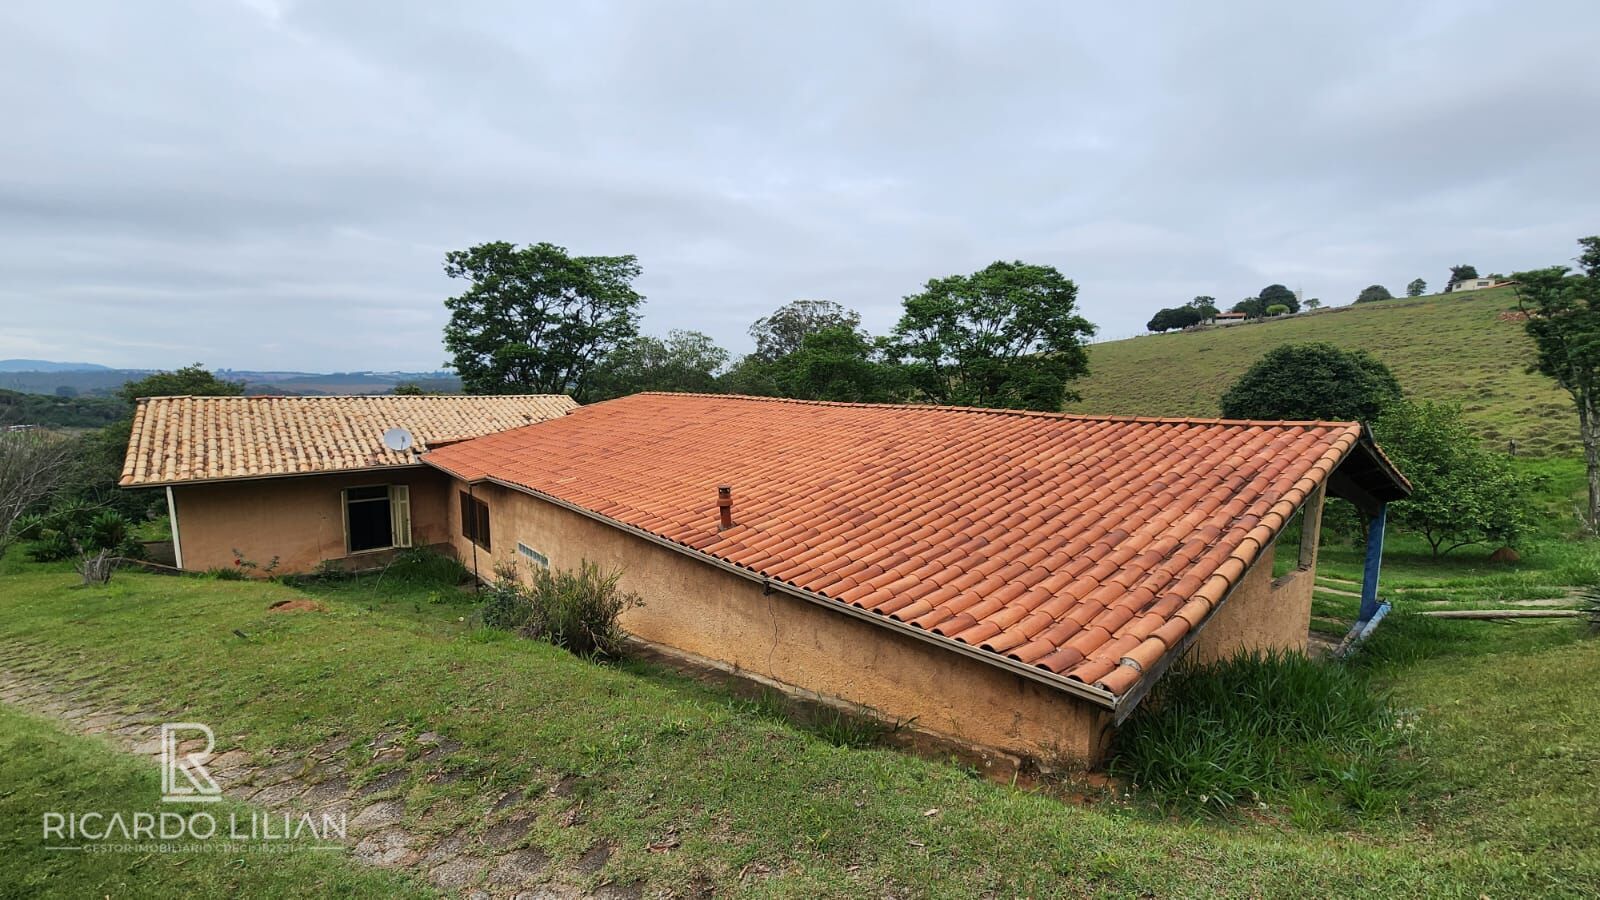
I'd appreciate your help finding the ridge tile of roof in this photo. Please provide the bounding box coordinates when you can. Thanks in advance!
[121,393,577,487]
[424,393,1384,705]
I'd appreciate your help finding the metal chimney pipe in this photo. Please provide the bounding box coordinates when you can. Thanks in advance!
[717,485,734,530]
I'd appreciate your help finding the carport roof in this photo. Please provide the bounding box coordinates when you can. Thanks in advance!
[425,393,1408,709]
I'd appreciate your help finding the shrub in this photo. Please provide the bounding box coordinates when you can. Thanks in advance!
[524,561,643,657]
[1109,649,1409,821]
[1220,342,1402,423]
[384,547,469,587]
[10,513,47,542]
[1265,303,1289,316]
[480,563,535,631]
[87,510,130,551]
[480,560,643,657]
[26,531,75,562]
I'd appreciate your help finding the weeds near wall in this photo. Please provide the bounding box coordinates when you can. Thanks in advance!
[481,560,642,658]
[1109,648,1413,826]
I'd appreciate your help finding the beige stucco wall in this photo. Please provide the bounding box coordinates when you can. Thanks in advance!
[1189,492,1323,664]
[170,467,452,573]
[446,480,1114,765]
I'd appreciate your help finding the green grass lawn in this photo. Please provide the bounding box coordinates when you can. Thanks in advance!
[1067,287,1576,456]
[0,704,427,899]
[1,550,1597,897]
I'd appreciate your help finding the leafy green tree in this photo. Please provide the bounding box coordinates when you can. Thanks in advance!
[1515,237,1600,530]
[889,261,1094,411]
[442,241,643,397]
[1265,303,1289,316]
[726,326,906,403]
[1147,306,1204,333]
[748,300,861,362]
[587,330,729,400]
[1447,264,1479,290]
[1376,400,1533,557]
[391,382,427,396]
[1258,284,1300,314]
[1231,297,1266,318]
[1355,284,1394,304]
[1406,278,1427,297]
[1304,297,1323,310]
[1220,342,1402,423]
[1187,296,1220,317]
[118,364,243,404]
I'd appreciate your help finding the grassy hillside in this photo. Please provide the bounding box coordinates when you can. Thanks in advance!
[1066,287,1574,456]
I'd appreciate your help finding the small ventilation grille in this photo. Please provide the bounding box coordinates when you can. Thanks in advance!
[516,542,548,568]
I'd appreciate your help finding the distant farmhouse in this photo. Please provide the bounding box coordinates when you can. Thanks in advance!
[1447,277,1512,293]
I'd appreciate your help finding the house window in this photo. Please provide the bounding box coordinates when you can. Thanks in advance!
[461,491,491,551]
[343,484,412,554]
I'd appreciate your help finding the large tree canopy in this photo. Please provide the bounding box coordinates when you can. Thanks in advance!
[890,260,1095,411]
[1515,237,1600,529]
[1406,278,1427,297]
[1355,284,1394,304]
[118,364,243,404]
[442,241,643,397]
[586,330,729,400]
[1220,341,1402,422]
[725,325,906,403]
[1258,283,1300,314]
[748,300,861,362]
[1146,305,1205,333]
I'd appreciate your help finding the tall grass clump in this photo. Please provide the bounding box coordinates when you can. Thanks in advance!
[1109,649,1410,823]
[480,560,642,657]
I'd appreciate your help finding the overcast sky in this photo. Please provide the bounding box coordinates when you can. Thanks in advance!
[1,1,1596,373]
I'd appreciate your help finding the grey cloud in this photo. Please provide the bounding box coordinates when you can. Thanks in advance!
[0,0,1596,372]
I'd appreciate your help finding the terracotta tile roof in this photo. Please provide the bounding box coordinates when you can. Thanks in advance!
[425,393,1406,706]
[121,394,576,487]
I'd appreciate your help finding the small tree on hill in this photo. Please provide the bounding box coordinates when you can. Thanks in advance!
[890,260,1095,411]
[1355,284,1394,304]
[1406,278,1427,297]
[1265,303,1289,316]
[1259,284,1300,314]
[1304,297,1322,311]
[1232,298,1266,318]
[1376,400,1533,557]
[442,241,643,398]
[1220,342,1402,423]
[1187,296,1220,317]
[1147,306,1204,333]
[1515,236,1600,531]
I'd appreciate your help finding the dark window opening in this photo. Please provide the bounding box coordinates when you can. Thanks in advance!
[461,491,491,551]
[346,485,393,553]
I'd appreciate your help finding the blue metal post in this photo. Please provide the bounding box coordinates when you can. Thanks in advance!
[1359,504,1386,622]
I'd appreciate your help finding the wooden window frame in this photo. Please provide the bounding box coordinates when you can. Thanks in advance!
[460,491,491,551]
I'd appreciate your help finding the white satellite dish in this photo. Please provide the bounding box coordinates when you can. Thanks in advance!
[382,427,415,452]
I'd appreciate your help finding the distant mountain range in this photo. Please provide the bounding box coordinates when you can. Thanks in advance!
[0,359,114,372]
[0,361,461,397]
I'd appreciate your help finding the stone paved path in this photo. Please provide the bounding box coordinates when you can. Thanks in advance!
[0,663,634,899]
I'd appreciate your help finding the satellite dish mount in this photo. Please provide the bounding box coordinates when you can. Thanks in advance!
[382,427,416,453]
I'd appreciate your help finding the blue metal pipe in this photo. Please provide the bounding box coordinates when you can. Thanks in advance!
[1359,504,1387,622]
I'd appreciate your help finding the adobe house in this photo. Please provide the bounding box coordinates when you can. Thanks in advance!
[118,394,576,573]
[421,393,1409,767]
